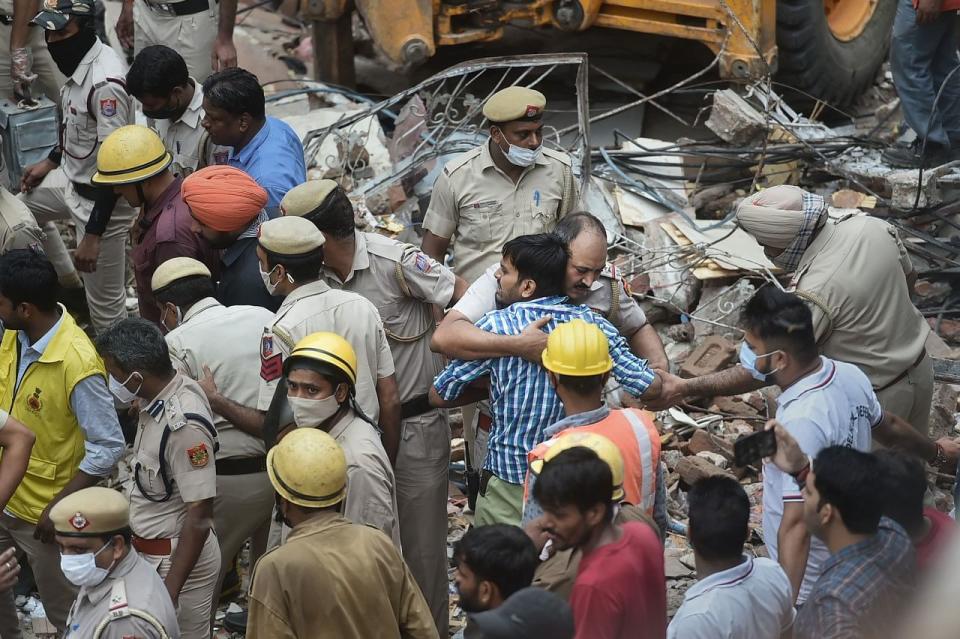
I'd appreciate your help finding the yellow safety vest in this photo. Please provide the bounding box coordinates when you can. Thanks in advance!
[0,311,104,523]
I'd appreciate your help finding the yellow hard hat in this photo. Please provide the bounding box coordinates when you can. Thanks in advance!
[267,428,347,508]
[541,318,613,377]
[92,125,172,185]
[532,431,625,501]
[284,331,358,387]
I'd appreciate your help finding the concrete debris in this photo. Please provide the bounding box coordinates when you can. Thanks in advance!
[704,89,769,146]
[690,280,755,343]
[675,455,735,485]
[679,335,738,378]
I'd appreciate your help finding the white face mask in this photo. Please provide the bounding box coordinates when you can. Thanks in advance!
[289,394,341,428]
[60,540,113,587]
[159,305,182,334]
[494,128,542,167]
[108,371,142,404]
[260,264,292,296]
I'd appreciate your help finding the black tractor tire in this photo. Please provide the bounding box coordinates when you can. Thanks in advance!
[776,0,897,107]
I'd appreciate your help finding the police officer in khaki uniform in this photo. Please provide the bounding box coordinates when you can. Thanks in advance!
[151,257,275,605]
[0,187,43,253]
[282,180,467,634]
[656,185,935,432]
[51,487,180,639]
[247,428,437,639]
[421,85,579,285]
[95,318,220,639]
[282,332,400,546]
[198,216,403,464]
[0,0,63,102]
[126,45,227,177]
[115,0,236,84]
[20,0,136,333]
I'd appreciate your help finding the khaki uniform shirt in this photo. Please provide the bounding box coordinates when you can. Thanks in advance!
[60,39,132,184]
[148,79,226,177]
[247,511,438,639]
[64,549,180,639]
[321,232,455,403]
[326,408,400,547]
[165,297,273,460]
[454,262,647,338]
[789,215,929,388]
[129,374,218,539]
[257,280,395,421]
[422,141,578,284]
[0,188,43,253]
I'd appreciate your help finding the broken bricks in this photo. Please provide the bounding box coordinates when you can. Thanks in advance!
[676,455,735,485]
[679,335,738,378]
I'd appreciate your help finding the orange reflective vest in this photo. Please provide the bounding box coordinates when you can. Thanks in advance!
[525,408,661,514]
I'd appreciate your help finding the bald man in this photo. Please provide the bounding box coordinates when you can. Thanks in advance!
[655,185,932,433]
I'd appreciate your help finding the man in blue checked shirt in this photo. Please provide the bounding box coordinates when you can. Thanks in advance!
[430,233,667,527]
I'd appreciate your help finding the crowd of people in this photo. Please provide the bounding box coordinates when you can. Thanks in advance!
[0,0,955,636]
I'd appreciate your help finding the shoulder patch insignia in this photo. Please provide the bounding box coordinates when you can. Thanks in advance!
[187,443,209,468]
[260,353,282,382]
[99,98,117,117]
[261,333,274,358]
[414,252,432,273]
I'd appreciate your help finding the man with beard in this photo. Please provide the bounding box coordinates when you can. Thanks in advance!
[20,0,136,333]
[534,445,666,639]
[452,525,538,622]
[181,164,278,311]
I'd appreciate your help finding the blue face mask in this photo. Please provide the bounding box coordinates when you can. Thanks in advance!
[739,341,782,382]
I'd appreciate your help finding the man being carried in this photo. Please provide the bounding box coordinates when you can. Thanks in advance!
[430,233,667,526]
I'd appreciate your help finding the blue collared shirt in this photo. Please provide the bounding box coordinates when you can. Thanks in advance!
[433,296,656,484]
[15,315,124,477]
[226,117,306,209]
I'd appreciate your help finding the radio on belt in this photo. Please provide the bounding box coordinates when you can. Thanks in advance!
[0,96,58,189]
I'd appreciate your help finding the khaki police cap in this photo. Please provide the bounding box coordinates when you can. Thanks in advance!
[258,216,325,256]
[151,257,212,292]
[281,180,340,218]
[482,86,547,123]
[50,487,129,537]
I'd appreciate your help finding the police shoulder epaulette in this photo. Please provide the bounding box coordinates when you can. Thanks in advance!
[442,147,482,176]
[364,233,406,262]
[541,147,573,166]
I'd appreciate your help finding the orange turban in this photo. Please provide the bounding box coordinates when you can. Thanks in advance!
[181,165,268,232]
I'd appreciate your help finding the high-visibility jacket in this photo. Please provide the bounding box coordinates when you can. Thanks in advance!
[0,311,104,523]
[526,408,661,514]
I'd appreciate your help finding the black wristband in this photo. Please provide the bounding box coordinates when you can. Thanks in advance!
[83,186,119,236]
[47,147,62,166]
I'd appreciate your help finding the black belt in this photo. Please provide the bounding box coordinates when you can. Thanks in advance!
[874,348,927,393]
[216,455,267,476]
[144,0,209,16]
[401,395,434,420]
[72,182,98,201]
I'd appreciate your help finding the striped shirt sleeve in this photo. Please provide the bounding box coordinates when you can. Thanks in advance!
[593,313,656,396]
[433,357,492,401]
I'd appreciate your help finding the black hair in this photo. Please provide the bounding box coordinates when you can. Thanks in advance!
[687,476,749,561]
[304,187,355,240]
[740,286,817,365]
[813,446,883,535]
[502,233,568,298]
[554,212,606,244]
[533,447,614,522]
[126,45,189,98]
[97,528,133,547]
[556,374,605,396]
[95,318,175,378]
[285,359,352,390]
[202,68,265,120]
[875,449,926,537]
[263,250,324,283]
[0,249,59,312]
[153,276,216,309]
[453,525,538,598]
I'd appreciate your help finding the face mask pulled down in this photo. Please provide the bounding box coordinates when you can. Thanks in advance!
[108,371,142,404]
[494,127,542,167]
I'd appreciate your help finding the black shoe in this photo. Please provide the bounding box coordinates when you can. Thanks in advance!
[223,609,248,634]
[882,140,953,168]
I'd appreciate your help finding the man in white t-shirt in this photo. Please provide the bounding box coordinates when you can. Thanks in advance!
[738,287,959,605]
[669,476,794,639]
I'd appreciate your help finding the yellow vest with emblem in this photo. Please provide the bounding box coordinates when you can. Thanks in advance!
[0,312,105,523]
